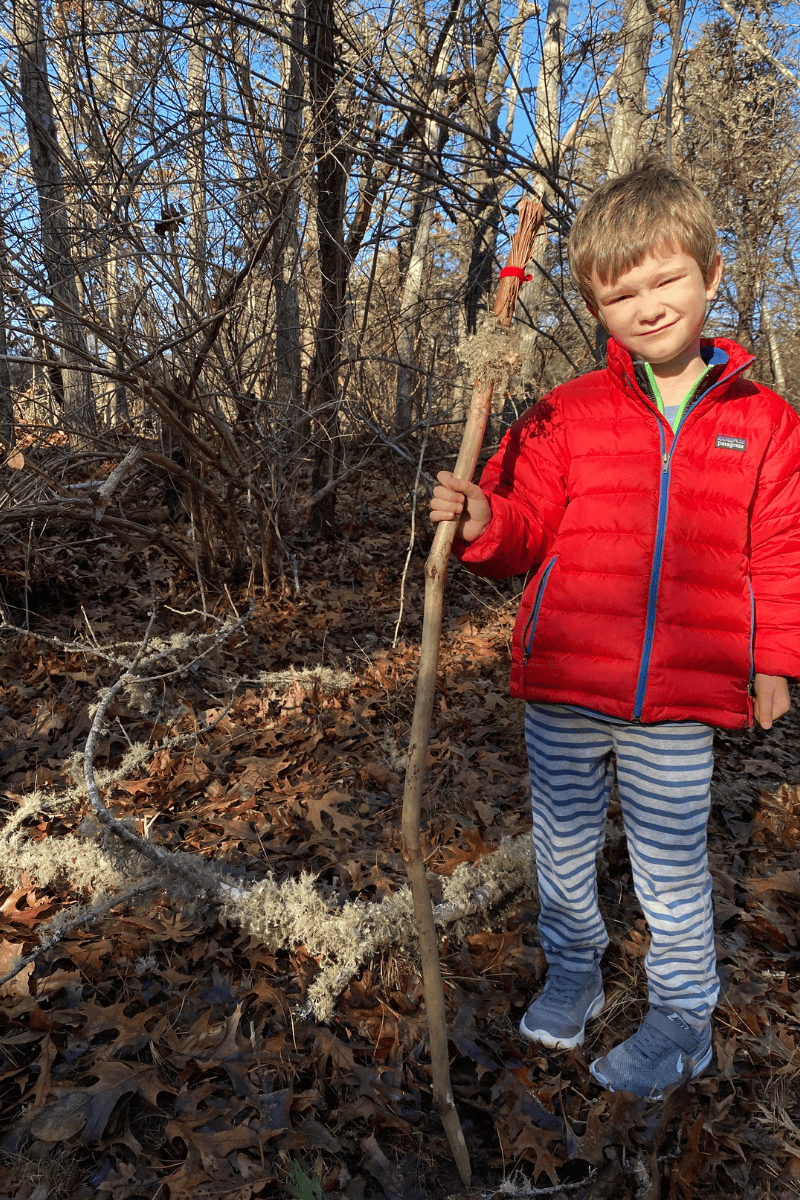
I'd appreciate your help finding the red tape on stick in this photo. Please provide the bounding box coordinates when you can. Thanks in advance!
[499,266,532,281]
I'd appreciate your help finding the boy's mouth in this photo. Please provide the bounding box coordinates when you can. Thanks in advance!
[639,320,678,337]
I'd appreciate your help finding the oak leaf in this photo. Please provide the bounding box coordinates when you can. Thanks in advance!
[0,939,33,998]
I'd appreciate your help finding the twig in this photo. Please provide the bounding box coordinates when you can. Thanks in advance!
[0,880,164,991]
[83,608,252,854]
[93,444,144,519]
[717,0,800,94]
[473,1170,597,1198]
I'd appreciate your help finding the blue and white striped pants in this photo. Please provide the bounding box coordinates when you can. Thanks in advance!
[525,703,718,1026]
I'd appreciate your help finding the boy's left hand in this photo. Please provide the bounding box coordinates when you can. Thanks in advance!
[753,673,791,730]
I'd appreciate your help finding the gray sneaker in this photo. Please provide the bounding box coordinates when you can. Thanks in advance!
[590,1007,713,1099]
[519,964,605,1049]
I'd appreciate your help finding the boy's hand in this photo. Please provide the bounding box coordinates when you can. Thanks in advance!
[430,471,492,543]
[753,673,791,730]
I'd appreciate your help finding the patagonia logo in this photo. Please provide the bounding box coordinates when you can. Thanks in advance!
[716,435,747,452]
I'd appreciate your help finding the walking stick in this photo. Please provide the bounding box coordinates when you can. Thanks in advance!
[400,197,545,1186]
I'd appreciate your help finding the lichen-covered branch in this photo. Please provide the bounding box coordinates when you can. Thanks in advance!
[0,612,536,1022]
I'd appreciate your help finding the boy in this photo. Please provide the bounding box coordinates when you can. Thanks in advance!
[430,158,800,1098]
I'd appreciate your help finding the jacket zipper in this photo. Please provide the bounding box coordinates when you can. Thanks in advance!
[747,577,755,725]
[522,555,558,665]
[632,416,668,718]
[629,360,753,720]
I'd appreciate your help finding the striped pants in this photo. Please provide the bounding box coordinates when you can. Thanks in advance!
[525,703,718,1026]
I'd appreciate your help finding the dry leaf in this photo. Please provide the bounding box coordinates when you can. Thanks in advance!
[31,1091,90,1141]
[0,939,33,998]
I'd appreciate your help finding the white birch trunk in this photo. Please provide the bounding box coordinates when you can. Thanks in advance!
[517,0,569,371]
[394,16,460,430]
[761,293,786,393]
[395,197,436,430]
[608,0,656,176]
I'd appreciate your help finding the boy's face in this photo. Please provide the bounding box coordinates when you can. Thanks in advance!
[590,247,723,372]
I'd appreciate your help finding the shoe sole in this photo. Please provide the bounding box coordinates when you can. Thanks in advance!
[589,1044,713,1098]
[519,989,606,1050]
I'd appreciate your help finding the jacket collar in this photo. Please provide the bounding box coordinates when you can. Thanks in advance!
[606,336,755,399]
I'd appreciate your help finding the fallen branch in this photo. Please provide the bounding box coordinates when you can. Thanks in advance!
[0,880,164,991]
[0,501,196,571]
[93,443,144,518]
[476,1168,597,1198]
[0,807,535,1008]
[0,618,535,1023]
[81,606,253,875]
[0,608,253,989]
[218,831,536,1022]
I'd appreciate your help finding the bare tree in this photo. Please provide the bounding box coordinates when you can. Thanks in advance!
[394,1,462,431]
[186,5,209,323]
[515,0,569,384]
[685,5,800,389]
[13,0,95,438]
[607,0,655,176]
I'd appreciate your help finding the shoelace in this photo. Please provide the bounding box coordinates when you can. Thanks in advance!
[543,972,593,1006]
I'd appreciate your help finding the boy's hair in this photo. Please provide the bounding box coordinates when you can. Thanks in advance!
[568,153,718,312]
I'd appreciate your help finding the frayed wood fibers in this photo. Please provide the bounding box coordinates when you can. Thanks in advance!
[461,320,526,395]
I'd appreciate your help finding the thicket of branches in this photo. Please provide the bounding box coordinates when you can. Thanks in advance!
[1,0,799,597]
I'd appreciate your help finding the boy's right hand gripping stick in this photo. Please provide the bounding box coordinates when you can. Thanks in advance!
[430,471,492,544]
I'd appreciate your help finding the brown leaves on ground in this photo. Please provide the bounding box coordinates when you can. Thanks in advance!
[0,476,799,1199]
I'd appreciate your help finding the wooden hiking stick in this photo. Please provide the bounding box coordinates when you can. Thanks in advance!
[400,197,545,1186]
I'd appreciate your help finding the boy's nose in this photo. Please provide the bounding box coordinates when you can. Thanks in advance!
[638,291,666,323]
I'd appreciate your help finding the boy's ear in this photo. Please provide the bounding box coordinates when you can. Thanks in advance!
[705,252,723,300]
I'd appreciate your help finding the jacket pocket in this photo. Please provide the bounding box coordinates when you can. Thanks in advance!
[522,555,558,665]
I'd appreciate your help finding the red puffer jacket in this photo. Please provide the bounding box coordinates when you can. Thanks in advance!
[456,337,800,728]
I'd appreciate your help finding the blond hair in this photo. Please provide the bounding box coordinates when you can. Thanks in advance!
[568,154,718,312]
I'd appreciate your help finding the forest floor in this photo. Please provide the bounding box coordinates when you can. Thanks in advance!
[0,466,799,1200]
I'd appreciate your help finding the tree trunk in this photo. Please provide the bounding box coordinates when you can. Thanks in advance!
[186,6,208,321]
[395,195,435,431]
[394,13,460,431]
[664,0,686,167]
[517,0,569,377]
[275,0,306,432]
[608,0,656,176]
[760,292,786,392]
[14,0,95,439]
[0,288,13,447]
[307,0,347,534]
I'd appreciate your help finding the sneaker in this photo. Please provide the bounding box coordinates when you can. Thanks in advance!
[590,1007,712,1099]
[519,964,605,1049]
